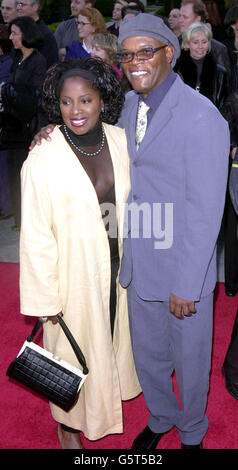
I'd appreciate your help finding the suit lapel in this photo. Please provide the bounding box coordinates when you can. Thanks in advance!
[133,76,181,158]
[127,97,140,161]
[140,106,172,152]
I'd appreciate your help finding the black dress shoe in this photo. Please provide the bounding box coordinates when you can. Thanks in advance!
[131,426,165,450]
[181,443,202,449]
[222,366,238,400]
[225,285,238,297]
[224,376,238,399]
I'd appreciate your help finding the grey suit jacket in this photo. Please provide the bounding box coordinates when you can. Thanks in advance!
[119,75,230,301]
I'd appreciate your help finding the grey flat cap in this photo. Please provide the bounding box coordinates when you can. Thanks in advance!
[118,13,180,67]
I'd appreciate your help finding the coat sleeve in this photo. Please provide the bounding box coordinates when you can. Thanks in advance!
[172,105,230,300]
[65,41,90,59]
[20,153,62,317]
[54,21,65,49]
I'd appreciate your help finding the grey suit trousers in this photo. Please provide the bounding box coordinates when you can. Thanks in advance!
[127,282,214,445]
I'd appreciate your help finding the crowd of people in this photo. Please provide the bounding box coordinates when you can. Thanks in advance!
[1,0,238,451]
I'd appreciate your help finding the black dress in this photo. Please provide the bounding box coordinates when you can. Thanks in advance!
[60,123,119,337]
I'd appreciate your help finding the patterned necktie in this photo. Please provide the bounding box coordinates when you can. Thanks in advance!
[135,100,150,150]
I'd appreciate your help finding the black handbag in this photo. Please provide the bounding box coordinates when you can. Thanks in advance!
[6,315,89,412]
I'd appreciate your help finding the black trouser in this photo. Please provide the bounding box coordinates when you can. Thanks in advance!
[7,148,28,227]
[110,256,120,337]
[224,309,238,381]
[224,161,238,292]
[223,190,238,380]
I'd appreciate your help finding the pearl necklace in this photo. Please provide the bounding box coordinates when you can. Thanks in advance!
[63,124,105,157]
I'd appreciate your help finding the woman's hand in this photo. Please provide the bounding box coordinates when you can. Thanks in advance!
[40,311,63,325]
[29,124,56,150]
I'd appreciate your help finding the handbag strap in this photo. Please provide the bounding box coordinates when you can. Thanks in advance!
[27,314,89,375]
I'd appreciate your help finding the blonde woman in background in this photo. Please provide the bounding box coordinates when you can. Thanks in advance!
[91,33,131,93]
[175,22,228,109]
[91,33,123,79]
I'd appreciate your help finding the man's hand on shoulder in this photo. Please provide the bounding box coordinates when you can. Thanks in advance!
[29,124,56,150]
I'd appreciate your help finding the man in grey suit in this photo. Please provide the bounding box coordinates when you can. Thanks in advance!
[117,13,230,449]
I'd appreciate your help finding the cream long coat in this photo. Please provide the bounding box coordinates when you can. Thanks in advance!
[20,124,141,440]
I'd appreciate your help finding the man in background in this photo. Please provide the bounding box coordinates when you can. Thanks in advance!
[121,3,144,21]
[16,0,58,67]
[168,8,181,36]
[107,0,128,37]
[0,0,17,24]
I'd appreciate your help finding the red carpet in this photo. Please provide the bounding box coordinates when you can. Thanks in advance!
[0,262,238,450]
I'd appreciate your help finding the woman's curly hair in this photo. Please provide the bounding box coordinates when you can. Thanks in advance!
[42,57,125,125]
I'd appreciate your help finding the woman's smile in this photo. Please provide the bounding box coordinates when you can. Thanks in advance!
[70,118,88,128]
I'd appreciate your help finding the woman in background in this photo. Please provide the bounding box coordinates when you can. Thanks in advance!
[175,21,228,109]
[0,24,13,220]
[65,7,107,60]
[91,33,131,92]
[91,32,123,79]
[0,16,47,230]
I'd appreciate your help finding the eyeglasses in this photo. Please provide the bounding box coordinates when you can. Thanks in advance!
[16,2,31,6]
[76,21,91,26]
[116,46,167,63]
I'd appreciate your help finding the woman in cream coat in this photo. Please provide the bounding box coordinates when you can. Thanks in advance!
[20,58,140,448]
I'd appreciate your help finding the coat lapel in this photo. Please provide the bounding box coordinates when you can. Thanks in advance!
[104,123,130,239]
[127,96,140,161]
[54,125,130,223]
[54,127,101,216]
